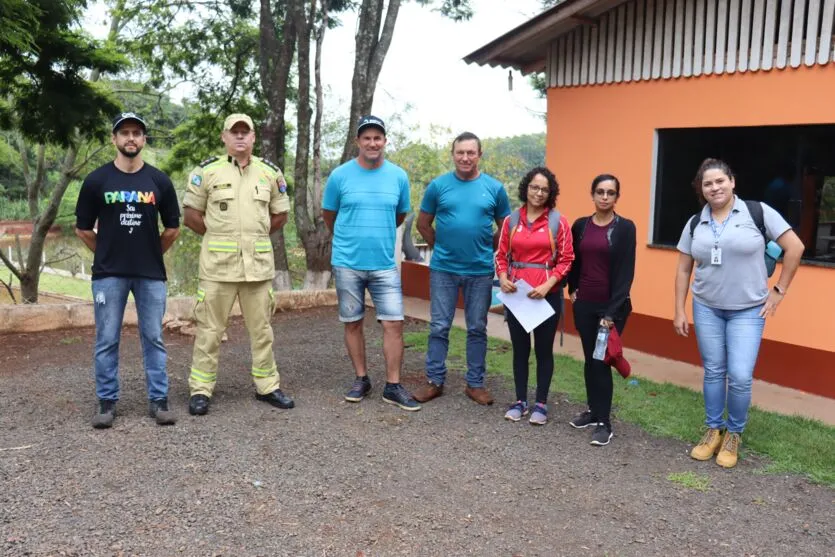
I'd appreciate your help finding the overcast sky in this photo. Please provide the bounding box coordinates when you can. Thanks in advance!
[87,0,547,142]
[320,0,547,141]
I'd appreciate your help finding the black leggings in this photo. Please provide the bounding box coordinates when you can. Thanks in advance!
[572,299,627,426]
[505,292,562,404]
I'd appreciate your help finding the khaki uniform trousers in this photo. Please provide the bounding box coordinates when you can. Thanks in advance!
[189,279,279,397]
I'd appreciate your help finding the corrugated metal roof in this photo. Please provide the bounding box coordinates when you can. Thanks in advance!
[463,0,629,74]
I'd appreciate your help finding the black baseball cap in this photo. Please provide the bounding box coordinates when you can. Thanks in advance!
[356,115,386,136]
[112,112,148,133]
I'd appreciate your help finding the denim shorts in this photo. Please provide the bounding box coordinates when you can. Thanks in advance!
[332,266,404,322]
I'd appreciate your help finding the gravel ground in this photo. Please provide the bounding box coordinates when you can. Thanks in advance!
[0,306,832,557]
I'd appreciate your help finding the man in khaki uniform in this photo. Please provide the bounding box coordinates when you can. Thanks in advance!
[182,113,294,415]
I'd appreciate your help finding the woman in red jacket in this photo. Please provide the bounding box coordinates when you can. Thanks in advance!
[495,167,575,425]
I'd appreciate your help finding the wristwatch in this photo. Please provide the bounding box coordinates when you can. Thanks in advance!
[773,284,786,295]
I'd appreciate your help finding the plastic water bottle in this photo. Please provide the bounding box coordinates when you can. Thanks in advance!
[592,325,609,361]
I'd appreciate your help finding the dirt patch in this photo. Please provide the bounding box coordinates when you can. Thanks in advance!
[0,307,832,556]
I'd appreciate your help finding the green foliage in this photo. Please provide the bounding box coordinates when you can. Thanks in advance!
[162,105,262,176]
[481,133,545,204]
[165,229,202,296]
[0,133,24,194]
[0,0,126,146]
[0,0,39,52]
[0,197,44,220]
[388,140,449,215]
[528,73,547,99]
[55,179,83,227]
[415,0,475,21]
[125,0,270,172]
[387,132,546,224]
[106,79,190,148]
[404,328,835,486]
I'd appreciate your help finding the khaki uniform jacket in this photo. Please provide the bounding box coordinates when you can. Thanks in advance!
[183,155,290,282]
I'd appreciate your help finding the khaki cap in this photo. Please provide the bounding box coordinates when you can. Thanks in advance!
[223,113,254,131]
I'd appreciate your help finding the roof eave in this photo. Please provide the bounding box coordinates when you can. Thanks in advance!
[463,0,623,73]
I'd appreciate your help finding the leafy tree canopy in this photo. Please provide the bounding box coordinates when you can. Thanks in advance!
[0,0,126,146]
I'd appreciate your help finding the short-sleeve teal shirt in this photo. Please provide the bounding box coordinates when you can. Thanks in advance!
[323,159,410,270]
[420,171,511,276]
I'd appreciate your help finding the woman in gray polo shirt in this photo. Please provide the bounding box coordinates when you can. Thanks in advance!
[673,158,804,469]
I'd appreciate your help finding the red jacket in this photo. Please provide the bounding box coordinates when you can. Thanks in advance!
[495,205,575,294]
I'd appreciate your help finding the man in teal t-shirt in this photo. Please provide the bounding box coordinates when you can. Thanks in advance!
[322,115,420,412]
[415,132,511,406]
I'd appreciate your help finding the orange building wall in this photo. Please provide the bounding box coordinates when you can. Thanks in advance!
[547,65,835,397]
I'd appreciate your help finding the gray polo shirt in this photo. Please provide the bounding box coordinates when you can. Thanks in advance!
[677,196,791,310]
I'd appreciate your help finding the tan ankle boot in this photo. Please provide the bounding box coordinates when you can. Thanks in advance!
[716,431,741,468]
[690,428,723,461]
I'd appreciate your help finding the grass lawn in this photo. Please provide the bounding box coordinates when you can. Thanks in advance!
[404,328,835,487]
[6,273,93,301]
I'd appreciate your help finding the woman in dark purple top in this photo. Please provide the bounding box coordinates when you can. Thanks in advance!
[566,174,636,446]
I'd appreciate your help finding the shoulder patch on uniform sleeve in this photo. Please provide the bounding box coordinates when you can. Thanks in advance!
[198,156,219,168]
[190,174,202,187]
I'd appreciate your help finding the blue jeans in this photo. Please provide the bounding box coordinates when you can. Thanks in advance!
[332,266,404,322]
[425,270,493,387]
[692,300,765,433]
[92,277,169,401]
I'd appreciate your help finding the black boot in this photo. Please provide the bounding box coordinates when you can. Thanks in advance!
[189,394,210,416]
[255,389,295,409]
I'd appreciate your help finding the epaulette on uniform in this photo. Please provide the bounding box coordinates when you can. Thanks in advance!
[256,157,281,173]
[198,156,220,168]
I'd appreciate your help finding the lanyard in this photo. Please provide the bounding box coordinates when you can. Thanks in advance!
[708,211,733,247]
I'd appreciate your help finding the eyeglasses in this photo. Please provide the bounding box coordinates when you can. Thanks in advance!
[528,186,549,194]
[594,189,618,197]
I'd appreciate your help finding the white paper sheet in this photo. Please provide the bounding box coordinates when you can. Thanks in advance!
[495,279,556,333]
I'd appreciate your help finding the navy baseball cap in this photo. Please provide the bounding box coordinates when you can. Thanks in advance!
[112,112,148,133]
[356,115,386,136]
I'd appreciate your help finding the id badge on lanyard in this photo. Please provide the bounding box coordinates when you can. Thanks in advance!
[709,212,732,266]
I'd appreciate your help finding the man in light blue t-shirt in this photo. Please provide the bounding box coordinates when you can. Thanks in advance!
[415,132,511,406]
[322,115,420,412]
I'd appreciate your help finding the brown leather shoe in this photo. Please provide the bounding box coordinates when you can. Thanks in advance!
[464,386,494,405]
[413,382,444,403]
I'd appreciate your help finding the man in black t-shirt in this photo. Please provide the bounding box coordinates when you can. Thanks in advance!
[75,112,181,429]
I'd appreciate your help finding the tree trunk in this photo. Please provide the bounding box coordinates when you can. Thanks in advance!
[19,146,79,303]
[339,0,403,164]
[270,229,292,291]
[312,0,327,213]
[259,0,297,291]
[291,0,332,289]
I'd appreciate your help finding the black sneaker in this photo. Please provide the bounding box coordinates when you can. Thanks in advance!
[382,383,421,412]
[149,398,177,426]
[345,376,372,402]
[569,410,602,429]
[590,424,613,446]
[92,399,117,429]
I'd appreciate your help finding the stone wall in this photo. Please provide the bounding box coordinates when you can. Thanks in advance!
[0,289,338,334]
